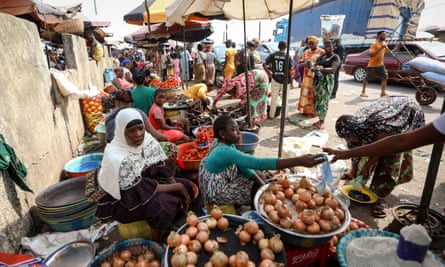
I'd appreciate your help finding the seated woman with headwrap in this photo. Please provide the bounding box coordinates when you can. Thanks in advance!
[333,96,425,218]
[96,108,195,242]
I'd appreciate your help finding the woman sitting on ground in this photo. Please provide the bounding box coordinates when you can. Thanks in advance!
[330,96,425,218]
[96,108,195,242]
[198,115,324,213]
[149,89,190,144]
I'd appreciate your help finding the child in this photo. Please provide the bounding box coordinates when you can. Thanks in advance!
[149,89,190,144]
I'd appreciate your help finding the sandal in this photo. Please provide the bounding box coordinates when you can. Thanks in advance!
[372,199,387,218]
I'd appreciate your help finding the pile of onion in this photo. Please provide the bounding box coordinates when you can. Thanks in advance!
[260,176,346,235]
[99,247,161,267]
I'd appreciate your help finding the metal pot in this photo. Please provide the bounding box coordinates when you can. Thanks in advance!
[254,176,351,248]
[43,224,108,267]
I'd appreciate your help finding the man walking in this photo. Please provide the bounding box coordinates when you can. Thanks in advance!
[263,41,293,119]
[361,31,396,98]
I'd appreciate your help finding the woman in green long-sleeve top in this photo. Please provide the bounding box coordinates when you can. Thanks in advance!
[198,115,324,211]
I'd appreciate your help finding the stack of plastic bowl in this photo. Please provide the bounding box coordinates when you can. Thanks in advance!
[35,176,98,232]
[64,153,103,178]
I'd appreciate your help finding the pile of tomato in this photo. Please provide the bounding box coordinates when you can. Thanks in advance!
[159,77,180,89]
[178,147,210,161]
[196,126,214,140]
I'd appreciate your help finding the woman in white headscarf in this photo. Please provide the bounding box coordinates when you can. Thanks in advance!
[95,108,193,242]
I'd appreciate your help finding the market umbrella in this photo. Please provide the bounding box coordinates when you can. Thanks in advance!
[123,0,170,25]
[166,0,318,139]
[131,20,214,43]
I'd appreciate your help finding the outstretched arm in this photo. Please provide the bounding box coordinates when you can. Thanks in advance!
[323,123,444,162]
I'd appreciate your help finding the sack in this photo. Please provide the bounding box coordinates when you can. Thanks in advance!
[84,167,106,202]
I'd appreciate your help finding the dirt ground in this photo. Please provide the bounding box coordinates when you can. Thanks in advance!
[209,71,445,242]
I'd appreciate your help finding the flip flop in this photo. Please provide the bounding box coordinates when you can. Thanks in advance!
[372,199,387,218]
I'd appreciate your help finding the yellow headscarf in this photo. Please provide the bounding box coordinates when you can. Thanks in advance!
[307,36,319,44]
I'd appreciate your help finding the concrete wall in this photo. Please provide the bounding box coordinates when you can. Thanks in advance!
[0,13,113,252]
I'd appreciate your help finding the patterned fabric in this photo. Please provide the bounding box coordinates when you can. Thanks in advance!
[335,96,425,197]
[249,70,269,125]
[313,73,334,121]
[297,48,325,115]
[198,147,253,206]
[215,71,255,106]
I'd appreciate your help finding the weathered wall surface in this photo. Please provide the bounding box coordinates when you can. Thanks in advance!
[0,13,112,252]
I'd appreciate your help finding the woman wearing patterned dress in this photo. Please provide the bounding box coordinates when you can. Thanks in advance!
[198,115,324,213]
[331,96,425,218]
[95,108,194,242]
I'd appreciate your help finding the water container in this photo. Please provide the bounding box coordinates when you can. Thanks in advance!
[103,68,115,84]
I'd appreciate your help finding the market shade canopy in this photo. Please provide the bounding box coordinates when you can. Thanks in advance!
[131,20,214,43]
[124,0,170,25]
[0,0,65,27]
[166,0,319,26]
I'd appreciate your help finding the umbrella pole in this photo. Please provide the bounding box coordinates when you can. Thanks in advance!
[242,0,252,129]
[416,96,445,224]
[183,28,188,90]
[278,0,294,157]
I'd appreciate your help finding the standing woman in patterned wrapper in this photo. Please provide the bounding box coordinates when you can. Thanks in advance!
[312,40,340,130]
[297,36,325,117]
[96,108,195,242]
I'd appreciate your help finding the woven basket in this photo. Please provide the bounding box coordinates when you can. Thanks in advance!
[54,19,84,34]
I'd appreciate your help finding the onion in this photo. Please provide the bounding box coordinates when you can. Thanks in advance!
[259,259,277,267]
[134,260,147,267]
[279,217,293,229]
[186,211,198,227]
[306,222,321,234]
[276,203,291,218]
[307,199,316,209]
[292,218,306,233]
[167,231,182,248]
[335,208,345,220]
[244,221,260,235]
[325,197,339,210]
[268,183,282,194]
[197,221,209,232]
[260,248,275,261]
[291,193,299,203]
[187,240,202,253]
[142,250,156,262]
[268,234,284,253]
[320,207,335,220]
[204,239,219,254]
[268,211,280,224]
[275,191,285,201]
[210,205,223,219]
[185,226,198,239]
[313,194,325,206]
[217,217,229,231]
[206,217,218,229]
[253,229,265,241]
[295,200,307,211]
[112,257,125,267]
[147,260,161,267]
[171,252,187,267]
[196,230,209,243]
[349,221,359,231]
[299,176,312,189]
[210,251,228,267]
[264,204,274,214]
[203,262,213,267]
[279,177,291,189]
[319,219,332,232]
[175,244,188,254]
[235,251,249,267]
[180,234,190,245]
[101,262,112,267]
[238,230,251,245]
[229,254,237,267]
[185,251,198,265]
[301,209,316,225]
[298,190,312,203]
[119,249,132,261]
[331,215,341,227]
[258,238,269,250]
[284,187,294,198]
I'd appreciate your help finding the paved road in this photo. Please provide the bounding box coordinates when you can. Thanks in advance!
[212,71,445,232]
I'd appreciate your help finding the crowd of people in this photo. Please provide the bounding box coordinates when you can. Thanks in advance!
[89,30,445,243]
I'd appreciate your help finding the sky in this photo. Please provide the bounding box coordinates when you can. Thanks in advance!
[43,0,445,44]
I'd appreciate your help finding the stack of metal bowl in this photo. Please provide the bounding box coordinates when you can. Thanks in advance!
[35,176,98,232]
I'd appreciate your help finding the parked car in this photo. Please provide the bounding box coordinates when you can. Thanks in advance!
[343,41,445,83]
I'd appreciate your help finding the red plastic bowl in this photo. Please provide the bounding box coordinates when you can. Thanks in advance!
[176,142,202,171]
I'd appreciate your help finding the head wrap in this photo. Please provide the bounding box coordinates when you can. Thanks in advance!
[252,38,260,45]
[335,115,356,138]
[98,108,166,199]
[120,58,131,67]
[114,90,133,103]
[307,36,319,43]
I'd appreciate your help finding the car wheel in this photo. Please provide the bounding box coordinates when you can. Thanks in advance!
[415,87,437,105]
[353,67,367,82]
